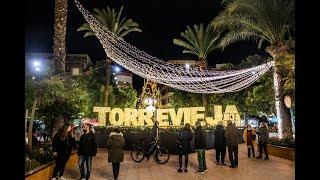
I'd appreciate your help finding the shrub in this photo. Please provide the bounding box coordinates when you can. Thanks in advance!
[25,156,41,172]
[25,142,54,172]
[268,137,295,149]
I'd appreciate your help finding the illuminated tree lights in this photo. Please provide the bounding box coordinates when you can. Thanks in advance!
[73,0,275,94]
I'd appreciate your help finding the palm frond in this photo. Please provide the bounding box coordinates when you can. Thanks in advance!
[78,6,141,39]
[212,0,295,48]
[174,24,219,60]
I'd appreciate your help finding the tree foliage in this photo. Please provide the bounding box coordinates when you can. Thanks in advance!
[77,6,142,38]
[108,86,138,109]
[173,23,219,60]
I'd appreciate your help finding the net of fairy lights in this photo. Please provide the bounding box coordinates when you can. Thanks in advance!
[73,0,274,94]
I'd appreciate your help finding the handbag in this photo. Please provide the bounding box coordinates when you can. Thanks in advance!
[252,134,256,141]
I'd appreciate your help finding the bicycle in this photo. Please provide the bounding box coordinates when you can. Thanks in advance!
[131,137,170,164]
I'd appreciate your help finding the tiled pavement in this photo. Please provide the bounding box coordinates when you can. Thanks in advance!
[64,144,294,180]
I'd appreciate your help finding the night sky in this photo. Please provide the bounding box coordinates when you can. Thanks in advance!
[25,0,267,92]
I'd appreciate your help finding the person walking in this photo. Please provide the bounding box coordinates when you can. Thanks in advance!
[194,121,207,173]
[225,120,239,168]
[243,124,256,158]
[214,121,227,166]
[107,128,125,180]
[52,123,76,180]
[177,123,193,173]
[77,123,97,180]
[256,122,269,160]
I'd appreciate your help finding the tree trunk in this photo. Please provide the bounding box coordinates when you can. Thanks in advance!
[104,58,112,106]
[202,94,208,117]
[199,58,209,117]
[25,109,28,135]
[267,43,293,139]
[272,66,293,139]
[27,98,38,148]
[53,0,68,74]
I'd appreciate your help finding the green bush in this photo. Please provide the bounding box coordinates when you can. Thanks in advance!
[268,137,295,149]
[25,142,54,172]
[25,156,41,172]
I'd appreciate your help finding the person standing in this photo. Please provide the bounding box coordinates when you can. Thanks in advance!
[107,128,125,180]
[177,123,193,173]
[214,121,227,166]
[243,125,256,158]
[77,123,97,180]
[225,120,239,168]
[194,121,207,173]
[52,124,74,180]
[152,121,160,140]
[256,122,269,160]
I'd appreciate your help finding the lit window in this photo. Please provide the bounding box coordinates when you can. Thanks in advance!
[72,68,80,75]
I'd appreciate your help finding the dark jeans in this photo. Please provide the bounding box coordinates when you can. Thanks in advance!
[178,153,189,169]
[259,143,268,158]
[52,153,70,178]
[78,155,93,179]
[248,146,255,157]
[112,163,120,179]
[228,146,238,167]
[215,147,226,164]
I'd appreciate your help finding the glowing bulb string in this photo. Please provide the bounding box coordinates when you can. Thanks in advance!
[73,0,275,93]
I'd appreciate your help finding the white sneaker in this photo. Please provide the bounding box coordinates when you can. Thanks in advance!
[52,178,57,180]
[80,178,86,180]
[59,176,66,180]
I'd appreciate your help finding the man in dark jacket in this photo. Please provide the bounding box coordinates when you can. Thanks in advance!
[77,123,97,180]
[225,120,239,168]
[214,121,227,166]
[194,121,207,173]
[256,122,269,160]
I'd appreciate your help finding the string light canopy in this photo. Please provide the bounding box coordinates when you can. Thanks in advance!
[73,0,275,94]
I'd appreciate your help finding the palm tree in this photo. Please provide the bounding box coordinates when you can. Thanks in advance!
[53,0,68,74]
[211,0,295,139]
[173,23,220,117]
[78,6,142,107]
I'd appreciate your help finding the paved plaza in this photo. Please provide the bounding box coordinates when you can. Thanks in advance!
[64,144,294,180]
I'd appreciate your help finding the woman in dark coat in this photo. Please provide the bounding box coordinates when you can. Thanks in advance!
[177,123,193,172]
[51,123,76,180]
[107,128,125,180]
[214,121,227,166]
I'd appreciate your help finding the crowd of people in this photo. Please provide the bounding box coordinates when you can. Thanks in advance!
[48,120,269,180]
[176,120,270,173]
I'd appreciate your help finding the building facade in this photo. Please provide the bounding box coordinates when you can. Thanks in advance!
[111,65,133,88]
[25,52,93,76]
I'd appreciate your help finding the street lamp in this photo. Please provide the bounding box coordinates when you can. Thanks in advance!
[114,66,120,73]
[185,64,190,68]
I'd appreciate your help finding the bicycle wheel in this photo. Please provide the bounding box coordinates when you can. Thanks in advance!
[131,146,145,163]
[154,147,170,164]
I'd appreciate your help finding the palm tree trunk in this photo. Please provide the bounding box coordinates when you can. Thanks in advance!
[53,0,68,74]
[272,65,293,139]
[202,94,208,117]
[27,97,38,148]
[267,44,293,139]
[104,58,112,106]
[199,58,209,117]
